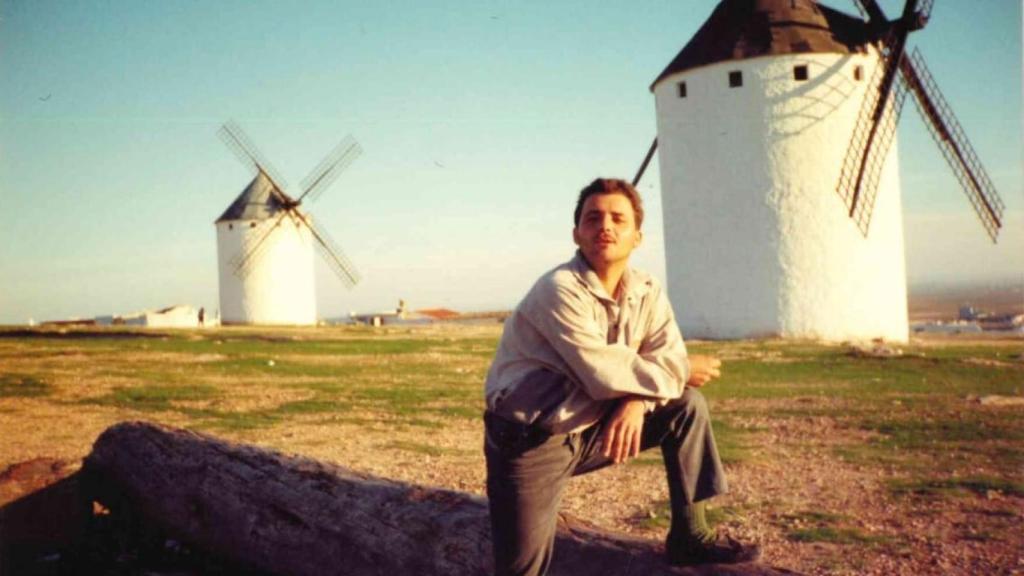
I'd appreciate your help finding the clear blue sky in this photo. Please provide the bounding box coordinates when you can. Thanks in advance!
[1,1,1021,324]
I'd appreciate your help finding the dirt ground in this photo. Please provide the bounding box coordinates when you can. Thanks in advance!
[1,325,1022,575]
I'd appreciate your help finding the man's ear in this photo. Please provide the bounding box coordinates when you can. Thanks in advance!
[634,229,643,248]
[572,227,581,247]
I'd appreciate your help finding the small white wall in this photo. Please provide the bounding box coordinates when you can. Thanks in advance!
[216,215,317,325]
[145,305,201,328]
[654,50,909,342]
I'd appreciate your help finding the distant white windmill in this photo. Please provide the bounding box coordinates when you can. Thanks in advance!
[215,121,363,325]
[633,0,1005,342]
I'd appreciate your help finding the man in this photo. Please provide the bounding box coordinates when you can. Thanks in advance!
[484,178,759,575]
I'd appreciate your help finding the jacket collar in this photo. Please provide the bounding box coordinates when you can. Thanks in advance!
[569,250,651,304]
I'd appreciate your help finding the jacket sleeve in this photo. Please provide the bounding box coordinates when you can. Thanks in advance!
[637,282,690,407]
[522,279,686,402]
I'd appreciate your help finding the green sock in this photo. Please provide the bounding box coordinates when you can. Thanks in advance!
[671,501,715,545]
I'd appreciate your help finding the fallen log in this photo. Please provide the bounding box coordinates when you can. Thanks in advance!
[82,421,799,576]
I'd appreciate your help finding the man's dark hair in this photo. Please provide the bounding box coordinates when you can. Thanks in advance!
[573,178,644,230]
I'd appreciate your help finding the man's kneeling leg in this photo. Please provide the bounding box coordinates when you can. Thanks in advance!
[643,388,760,565]
[485,415,575,576]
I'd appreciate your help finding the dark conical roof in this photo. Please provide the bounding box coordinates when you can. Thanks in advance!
[651,0,870,89]
[215,171,298,223]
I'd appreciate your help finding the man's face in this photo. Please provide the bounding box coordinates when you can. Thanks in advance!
[572,193,642,270]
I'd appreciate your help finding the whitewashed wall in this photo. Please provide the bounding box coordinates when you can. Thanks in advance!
[216,216,316,325]
[144,305,201,328]
[654,50,909,342]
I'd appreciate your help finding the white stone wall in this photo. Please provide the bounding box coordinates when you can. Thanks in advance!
[216,215,317,325]
[654,51,909,342]
[144,305,201,328]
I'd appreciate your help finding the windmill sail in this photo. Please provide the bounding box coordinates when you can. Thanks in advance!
[303,214,361,288]
[218,121,292,205]
[219,121,364,283]
[298,135,363,204]
[221,170,301,279]
[900,49,1004,241]
[230,212,296,279]
[632,138,659,187]
[837,0,921,233]
[836,46,911,235]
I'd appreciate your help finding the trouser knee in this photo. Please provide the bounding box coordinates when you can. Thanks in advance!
[662,387,711,427]
[681,387,710,421]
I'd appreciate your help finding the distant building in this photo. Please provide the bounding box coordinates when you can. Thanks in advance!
[346,301,460,327]
[979,314,1024,332]
[95,305,217,328]
[911,321,983,334]
[958,306,978,321]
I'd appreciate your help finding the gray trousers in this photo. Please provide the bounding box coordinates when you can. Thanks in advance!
[484,388,728,576]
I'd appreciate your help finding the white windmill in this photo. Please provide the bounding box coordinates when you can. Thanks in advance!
[215,121,363,325]
[633,0,1005,342]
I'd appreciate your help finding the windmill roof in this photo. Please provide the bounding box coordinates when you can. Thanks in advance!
[416,308,461,320]
[215,171,298,223]
[651,0,870,90]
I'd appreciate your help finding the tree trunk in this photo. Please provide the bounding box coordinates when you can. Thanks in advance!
[82,421,799,576]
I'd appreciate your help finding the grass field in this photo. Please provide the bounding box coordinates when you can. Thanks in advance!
[0,325,1021,575]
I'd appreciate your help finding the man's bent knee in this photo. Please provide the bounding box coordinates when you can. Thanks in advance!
[660,387,710,422]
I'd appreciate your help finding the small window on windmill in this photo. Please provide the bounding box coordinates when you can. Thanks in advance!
[853,65,863,81]
[228,223,234,230]
[728,70,743,88]
[794,65,809,81]
[678,81,688,98]
[250,222,257,228]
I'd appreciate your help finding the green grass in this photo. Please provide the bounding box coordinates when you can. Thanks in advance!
[710,419,755,464]
[635,499,672,530]
[85,384,220,411]
[0,373,53,398]
[778,510,890,545]
[787,526,889,544]
[888,476,1024,498]
[187,409,283,432]
[380,440,472,457]
[635,500,747,531]
[5,327,1022,506]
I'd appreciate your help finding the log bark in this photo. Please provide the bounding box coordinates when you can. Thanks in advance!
[82,421,799,576]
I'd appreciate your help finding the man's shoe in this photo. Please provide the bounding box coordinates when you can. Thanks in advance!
[665,533,761,566]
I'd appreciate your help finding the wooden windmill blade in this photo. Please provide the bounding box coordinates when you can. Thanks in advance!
[836,0,924,234]
[219,120,294,206]
[230,210,298,279]
[853,0,887,24]
[836,52,912,235]
[297,135,363,204]
[301,213,361,288]
[854,0,931,34]
[632,138,659,187]
[899,49,1005,241]
[915,0,935,26]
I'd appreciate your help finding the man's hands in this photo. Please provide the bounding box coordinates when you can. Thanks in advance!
[600,397,646,464]
[687,354,722,388]
[600,356,723,464]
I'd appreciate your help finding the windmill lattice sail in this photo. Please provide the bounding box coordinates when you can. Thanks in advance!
[219,122,364,282]
[299,136,363,204]
[835,39,911,236]
[218,121,291,201]
[230,212,295,279]
[305,213,361,288]
[900,48,1004,242]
